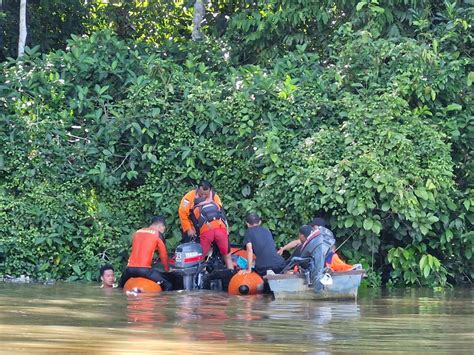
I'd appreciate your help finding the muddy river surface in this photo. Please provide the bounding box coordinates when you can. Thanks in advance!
[0,284,472,353]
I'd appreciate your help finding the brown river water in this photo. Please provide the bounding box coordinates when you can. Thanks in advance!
[0,283,472,354]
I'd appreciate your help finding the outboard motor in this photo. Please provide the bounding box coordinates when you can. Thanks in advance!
[171,242,204,290]
[303,226,335,288]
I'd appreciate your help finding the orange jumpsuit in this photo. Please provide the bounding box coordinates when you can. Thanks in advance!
[325,251,353,272]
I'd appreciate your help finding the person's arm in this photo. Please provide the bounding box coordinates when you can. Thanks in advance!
[156,239,170,272]
[213,193,222,207]
[178,191,196,236]
[278,239,302,255]
[246,242,253,273]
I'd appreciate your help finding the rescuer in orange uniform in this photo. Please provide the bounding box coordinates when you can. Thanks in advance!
[118,216,172,290]
[178,180,234,269]
[324,245,356,272]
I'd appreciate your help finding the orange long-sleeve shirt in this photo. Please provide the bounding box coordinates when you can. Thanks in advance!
[178,189,222,232]
[127,228,169,271]
[326,252,353,272]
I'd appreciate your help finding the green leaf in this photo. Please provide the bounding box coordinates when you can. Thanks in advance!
[423,265,431,278]
[381,202,390,211]
[414,188,428,200]
[363,218,373,231]
[38,263,49,272]
[425,179,436,190]
[131,122,141,135]
[371,220,382,234]
[344,218,354,228]
[356,2,366,11]
[463,200,471,211]
[468,72,474,86]
[445,229,453,242]
[419,255,427,271]
[72,264,81,275]
[446,103,462,111]
[371,6,385,14]
[420,225,429,235]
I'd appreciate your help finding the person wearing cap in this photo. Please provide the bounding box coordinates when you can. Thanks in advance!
[118,216,172,290]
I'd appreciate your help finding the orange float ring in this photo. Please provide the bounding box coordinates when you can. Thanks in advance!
[228,272,264,295]
[123,277,162,293]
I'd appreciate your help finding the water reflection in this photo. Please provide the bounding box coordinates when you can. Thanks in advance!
[123,291,361,345]
[0,283,472,353]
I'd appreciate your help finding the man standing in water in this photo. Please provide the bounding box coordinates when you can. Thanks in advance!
[99,264,116,288]
[118,216,172,290]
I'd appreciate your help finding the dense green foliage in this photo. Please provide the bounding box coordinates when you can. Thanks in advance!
[0,1,472,286]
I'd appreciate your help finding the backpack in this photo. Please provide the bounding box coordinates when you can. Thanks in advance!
[193,201,226,229]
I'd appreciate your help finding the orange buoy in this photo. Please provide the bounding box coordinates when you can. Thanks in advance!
[228,272,264,295]
[123,277,162,293]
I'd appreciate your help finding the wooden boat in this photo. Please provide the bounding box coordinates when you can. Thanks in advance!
[264,269,365,300]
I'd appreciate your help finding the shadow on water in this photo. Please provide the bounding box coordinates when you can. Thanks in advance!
[0,283,472,353]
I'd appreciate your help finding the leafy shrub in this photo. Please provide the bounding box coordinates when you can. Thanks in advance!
[0,28,471,286]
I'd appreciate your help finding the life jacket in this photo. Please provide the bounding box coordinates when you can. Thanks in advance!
[325,251,353,272]
[192,200,226,229]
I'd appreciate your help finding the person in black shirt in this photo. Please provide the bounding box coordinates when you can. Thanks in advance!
[239,212,286,276]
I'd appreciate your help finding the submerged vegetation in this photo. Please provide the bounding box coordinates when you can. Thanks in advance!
[0,1,472,287]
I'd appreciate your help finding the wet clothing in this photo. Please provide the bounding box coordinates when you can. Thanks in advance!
[200,226,230,256]
[243,226,286,274]
[127,228,169,271]
[118,267,172,290]
[325,251,353,272]
[119,227,171,290]
[178,189,222,234]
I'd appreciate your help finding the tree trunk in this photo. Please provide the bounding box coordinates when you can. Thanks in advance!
[18,0,27,57]
[191,0,205,41]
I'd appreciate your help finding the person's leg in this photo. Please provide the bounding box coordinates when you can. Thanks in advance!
[199,230,213,256]
[118,267,131,288]
[214,227,234,270]
[146,269,173,291]
[180,230,190,244]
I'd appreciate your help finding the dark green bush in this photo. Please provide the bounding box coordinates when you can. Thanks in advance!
[0,27,471,286]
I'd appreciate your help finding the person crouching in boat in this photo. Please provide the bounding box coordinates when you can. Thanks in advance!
[278,217,330,258]
[325,245,362,271]
[239,212,286,276]
[118,216,172,290]
[296,223,336,279]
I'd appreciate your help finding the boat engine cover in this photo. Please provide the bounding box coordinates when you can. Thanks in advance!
[173,242,204,269]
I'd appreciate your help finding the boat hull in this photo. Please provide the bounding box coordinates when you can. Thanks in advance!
[265,270,364,300]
